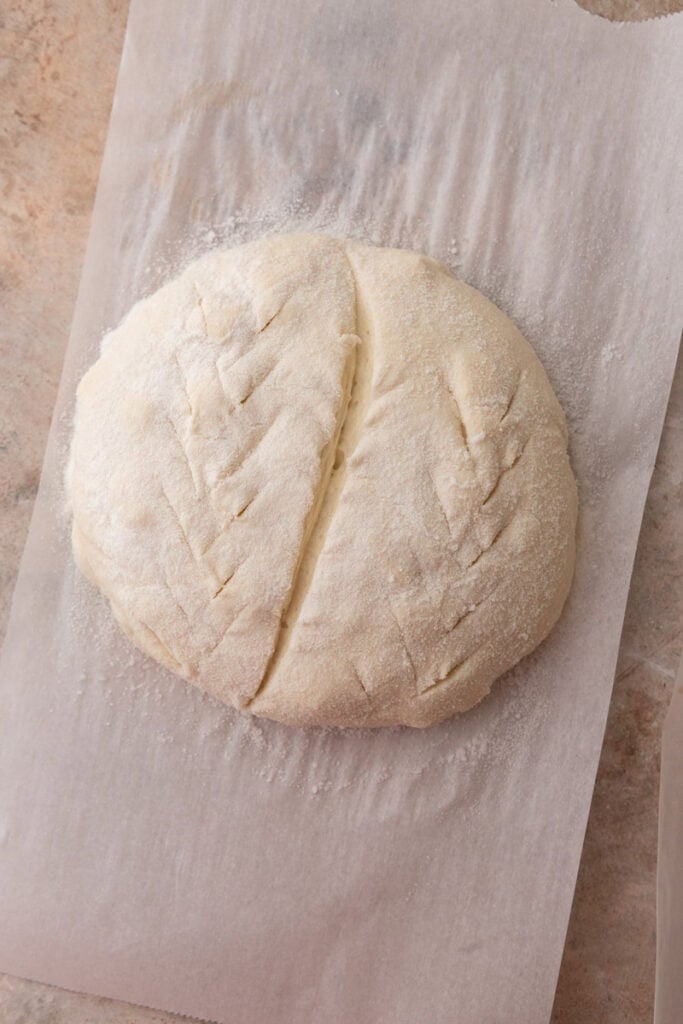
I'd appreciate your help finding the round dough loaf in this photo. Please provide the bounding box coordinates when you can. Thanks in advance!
[68,233,577,728]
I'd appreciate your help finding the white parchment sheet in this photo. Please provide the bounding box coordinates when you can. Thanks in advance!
[1,2,682,1022]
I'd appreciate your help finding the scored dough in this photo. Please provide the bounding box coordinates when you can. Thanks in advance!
[67,233,577,728]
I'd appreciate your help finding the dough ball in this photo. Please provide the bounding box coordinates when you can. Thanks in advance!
[67,233,577,728]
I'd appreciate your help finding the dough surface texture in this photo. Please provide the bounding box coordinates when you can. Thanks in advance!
[68,233,577,728]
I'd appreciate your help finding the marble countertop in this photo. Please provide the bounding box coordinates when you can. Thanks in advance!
[0,2,681,1022]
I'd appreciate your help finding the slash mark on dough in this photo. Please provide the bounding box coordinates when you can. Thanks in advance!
[349,662,372,703]
[166,414,201,498]
[466,519,512,571]
[247,248,375,705]
[500,373,522,424]
[159,482,200,562]
[482,437,529,506]
[420,654,473,695]
[446,383,471,454]
[388,603,418,684]
[258,299,288,333]
[213,568,236,600]
[138,619,185,674]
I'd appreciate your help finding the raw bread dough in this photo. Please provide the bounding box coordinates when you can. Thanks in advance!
[67,233,577,728]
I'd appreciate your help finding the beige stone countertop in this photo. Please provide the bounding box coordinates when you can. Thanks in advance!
[0,2,681,1022]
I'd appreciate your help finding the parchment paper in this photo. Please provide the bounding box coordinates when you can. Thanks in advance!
[1,2,681,1022]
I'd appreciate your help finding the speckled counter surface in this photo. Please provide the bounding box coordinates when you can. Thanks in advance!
[0,2,681,1022]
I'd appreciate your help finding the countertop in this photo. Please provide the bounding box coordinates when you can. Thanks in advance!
[0,2,681,1022]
